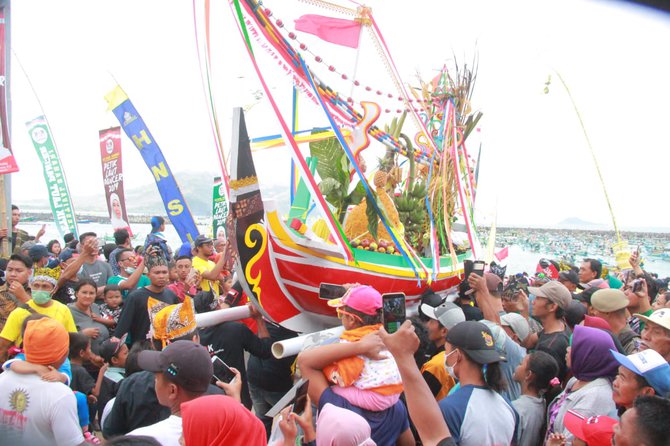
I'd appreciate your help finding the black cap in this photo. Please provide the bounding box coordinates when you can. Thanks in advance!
[446,321,506,365]
[192,234,213,249]
[193,290,218,314]
[100,335,127,363]
[559,270,579,286]
[28,244,49,261]
[138,340,213,393]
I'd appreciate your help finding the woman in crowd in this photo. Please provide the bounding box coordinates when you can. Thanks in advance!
[68,279,113,355]
[180,394,266,445]
[545,325,619,443]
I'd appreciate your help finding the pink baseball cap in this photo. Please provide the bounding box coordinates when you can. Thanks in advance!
[328,285,382,316]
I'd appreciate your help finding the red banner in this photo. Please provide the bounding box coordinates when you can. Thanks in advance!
[0,7,18,174]
[99,127,132,235]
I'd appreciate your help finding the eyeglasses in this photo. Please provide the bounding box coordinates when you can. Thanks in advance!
[336,307,363,324]
[119,256,136,263]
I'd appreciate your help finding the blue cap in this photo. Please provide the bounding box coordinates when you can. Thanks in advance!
[611,349,670,397]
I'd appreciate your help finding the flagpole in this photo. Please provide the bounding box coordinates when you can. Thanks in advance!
[0,0,10,258]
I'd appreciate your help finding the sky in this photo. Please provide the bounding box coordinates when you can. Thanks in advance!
[6,0,670,230]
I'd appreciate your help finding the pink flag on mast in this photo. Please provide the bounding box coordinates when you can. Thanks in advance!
[294,14,361,48]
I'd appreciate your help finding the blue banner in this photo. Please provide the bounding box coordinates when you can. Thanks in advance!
[105,86,198,245]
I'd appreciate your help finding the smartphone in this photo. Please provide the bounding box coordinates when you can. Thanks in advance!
[382,292,406,334]
[472,260,486,277]
[463,259,474,280]
[319,283,347,300]
[291,379,310,414]
[211,357,236,384]
[632,279,644,293]
[265,378,309,418]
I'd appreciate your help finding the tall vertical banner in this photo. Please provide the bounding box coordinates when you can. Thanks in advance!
[212,176,228,239]
[99,127,132,235]
[104,86,198,244]
[0,8,18,174]
[25,116,78,237]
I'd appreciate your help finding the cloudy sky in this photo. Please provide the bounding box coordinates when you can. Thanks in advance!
[7,0,670,230]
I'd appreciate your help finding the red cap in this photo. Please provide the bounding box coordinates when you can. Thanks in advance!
[564,410,617,446]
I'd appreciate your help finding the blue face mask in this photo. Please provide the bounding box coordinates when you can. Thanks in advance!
[124,267,136,275]
[32,290,52,305]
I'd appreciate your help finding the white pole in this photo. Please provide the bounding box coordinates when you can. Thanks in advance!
[272,326,345,359]
[195,305,251,328]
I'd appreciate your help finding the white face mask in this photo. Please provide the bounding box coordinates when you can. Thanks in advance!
[444,349,459,380]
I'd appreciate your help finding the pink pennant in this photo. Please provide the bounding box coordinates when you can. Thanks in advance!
[295,14,361,49]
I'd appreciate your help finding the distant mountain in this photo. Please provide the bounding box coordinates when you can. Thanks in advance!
[556,217,607,229]
[20,170,291,217]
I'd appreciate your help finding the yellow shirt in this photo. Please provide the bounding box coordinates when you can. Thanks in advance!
[0,300,77,345]
[420,350,456,400]
[192,256,220,294]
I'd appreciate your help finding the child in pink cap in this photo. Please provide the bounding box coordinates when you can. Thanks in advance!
[325,285,403,411]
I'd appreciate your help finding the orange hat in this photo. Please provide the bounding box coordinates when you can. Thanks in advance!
[24,318,69,365]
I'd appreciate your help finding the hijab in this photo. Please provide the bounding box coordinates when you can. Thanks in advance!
[316,403,376,446]
[570,325,619,381]
[181,395,266,446]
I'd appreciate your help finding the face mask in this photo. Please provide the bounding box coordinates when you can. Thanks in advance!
[32,290,52,305]
[124,267,136,275]
[444,349,458,380]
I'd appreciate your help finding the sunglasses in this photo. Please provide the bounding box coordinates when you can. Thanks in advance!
[336,307,363,324]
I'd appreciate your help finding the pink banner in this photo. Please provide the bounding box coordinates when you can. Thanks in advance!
[99,127,132,235]
[0,7,19,174]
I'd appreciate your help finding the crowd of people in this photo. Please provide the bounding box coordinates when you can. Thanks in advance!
[0,205,669,446]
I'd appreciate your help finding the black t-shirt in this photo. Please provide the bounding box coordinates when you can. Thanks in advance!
[114,287,178,345]
[71,363,95,395]
[247,323,298,393]
[199,321,273,409]
[536,324,571,380]
[53,280,78,305]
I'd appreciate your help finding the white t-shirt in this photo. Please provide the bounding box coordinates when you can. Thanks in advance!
[128,414,182,446]
[0,370,84,446]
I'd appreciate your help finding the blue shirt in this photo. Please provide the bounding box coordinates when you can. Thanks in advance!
[319,386,409,446]
[3,353,72,384]
[439,384,518,446]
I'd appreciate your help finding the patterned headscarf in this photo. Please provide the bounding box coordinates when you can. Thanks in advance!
[148,296,197,347]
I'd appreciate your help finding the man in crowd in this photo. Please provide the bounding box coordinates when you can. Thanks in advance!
[419,300,465,399]
[626,275,654,334]
[192,235,227,295]
[0,205,45,255]
[579,258,603,287]
[636,308,670,362]
[77,232,113,299]
[612,396,670,446]
[199,296,273,409]
[114,255,178,345]
[127,341,214,444]
[167,255,199,302]
[592,288,641,354]
[0,254,33,331]
[558,270,579,294]
[523,281,572,379]
[28,244,50,269]
[107,248,149,300]
[109,228,132,276]
[0,318,84,445]
[0,274,77,363]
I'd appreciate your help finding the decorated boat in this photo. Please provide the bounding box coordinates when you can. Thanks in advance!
[207,0,485,332]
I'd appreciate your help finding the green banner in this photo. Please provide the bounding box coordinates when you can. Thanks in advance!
[26,116,78,237]
[212,176,228,239]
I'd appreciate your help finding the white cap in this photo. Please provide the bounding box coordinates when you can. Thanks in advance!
[500,312,531,342]
[420,302,465,330]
